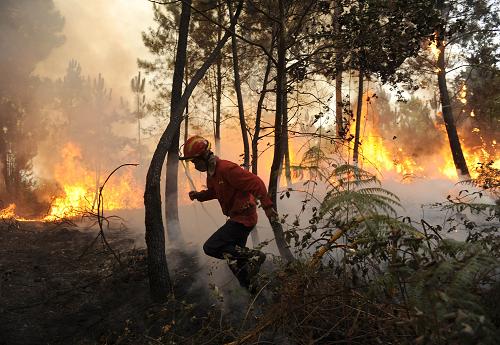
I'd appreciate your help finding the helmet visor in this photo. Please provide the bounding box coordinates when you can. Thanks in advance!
[179,155,195,161]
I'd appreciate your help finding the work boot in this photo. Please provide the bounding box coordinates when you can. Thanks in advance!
[242,250,266,294]
[224,253,251,289]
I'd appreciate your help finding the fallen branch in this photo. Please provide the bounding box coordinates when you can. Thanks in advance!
[79,163,138,266]
[308,228,345,269]
[224,305,280,345]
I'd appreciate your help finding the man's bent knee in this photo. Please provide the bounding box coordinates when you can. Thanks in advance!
[203,241,222,259]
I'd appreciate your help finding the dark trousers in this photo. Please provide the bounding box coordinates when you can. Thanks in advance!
[203,220,253,259]
[203,220,259,287]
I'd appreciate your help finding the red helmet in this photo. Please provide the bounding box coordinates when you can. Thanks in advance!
[180,135,211,160]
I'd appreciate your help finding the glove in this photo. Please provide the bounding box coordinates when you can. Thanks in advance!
[264,206,279,223]
[188,191,199,201]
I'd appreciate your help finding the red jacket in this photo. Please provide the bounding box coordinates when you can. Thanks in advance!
[196,158,273,227]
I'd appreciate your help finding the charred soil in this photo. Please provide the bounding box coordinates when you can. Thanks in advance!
[0,220,156,345]
[0,219,258,345]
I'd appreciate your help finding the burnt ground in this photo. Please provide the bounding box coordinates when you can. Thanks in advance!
[0,215,280,345]
[0,219,152,344]
[0,218,238,345]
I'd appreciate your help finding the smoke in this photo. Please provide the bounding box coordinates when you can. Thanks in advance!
[34,0,154,98]
[0,0,158,216]
[4,0,494,228]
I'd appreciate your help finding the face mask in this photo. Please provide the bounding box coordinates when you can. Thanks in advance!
[193,158,208,172]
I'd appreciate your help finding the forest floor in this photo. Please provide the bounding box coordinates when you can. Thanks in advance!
[0,219,165,345]
[0,219,263,345]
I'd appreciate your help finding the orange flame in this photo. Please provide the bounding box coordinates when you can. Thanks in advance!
[347,91,499,181]
[0,204,17,219]
[0,204,33,221]
[459,84,467,104]
[355,132,498,181]
[429,40,440,59]
[428,33,441,73]
[2,142,143,222]
[43,142,142,221]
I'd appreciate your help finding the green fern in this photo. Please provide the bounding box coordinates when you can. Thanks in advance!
[318,165,403,234]
[293,161,500,344]
[289,145,328,181]
[292,162,499,344]
[407,240,499,344]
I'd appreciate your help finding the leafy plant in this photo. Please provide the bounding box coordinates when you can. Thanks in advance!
[279,164,500,344]
[407,240,499,345]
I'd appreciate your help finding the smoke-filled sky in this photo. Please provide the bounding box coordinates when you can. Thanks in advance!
[35,0,155,97]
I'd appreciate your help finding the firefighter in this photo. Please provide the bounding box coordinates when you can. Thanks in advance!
[180,135,278,292]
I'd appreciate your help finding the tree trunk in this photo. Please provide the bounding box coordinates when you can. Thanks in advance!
[138,117,142,163]
[2,149,15,199]
[251,47,273,175]
[137,92,143,164]
[352,68,364,166]
[276,77,291,187]
[1,153,6,197]
[215,60,222,155]
[165,147,182,242]
[165,0,192,244]
[250,42,273,248]
[144,0,244,302]
[284,137,292,187]
[184,103,189,142]
[267,0,294,263]
[184,59,189,143]
[215,2,223,156]
[228,1,250,169]
[282,75,291,187]
[0,134,5,198]
[334,0,343,137]
[436,22,470,178]
[335,72,343,137]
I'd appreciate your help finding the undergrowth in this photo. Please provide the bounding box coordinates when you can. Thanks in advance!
[108,163,499,344]
[221,163,499,345]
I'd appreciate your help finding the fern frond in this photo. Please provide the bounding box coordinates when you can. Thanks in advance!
[356,214,425,239]
[357,187,401,203]
[300,146,327,166]
[321,190,400,219]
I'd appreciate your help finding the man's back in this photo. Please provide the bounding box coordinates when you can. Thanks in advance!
[202,158,270,227]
